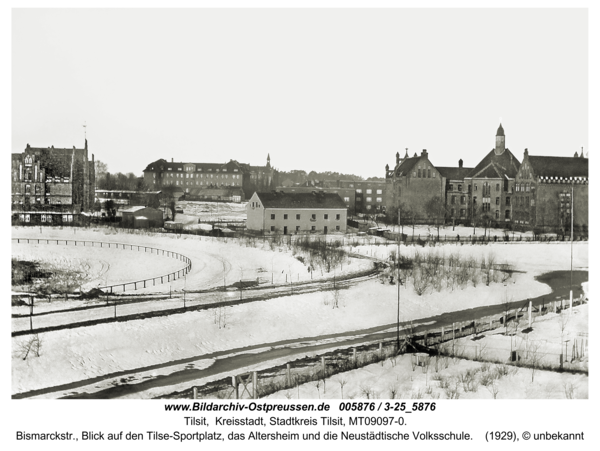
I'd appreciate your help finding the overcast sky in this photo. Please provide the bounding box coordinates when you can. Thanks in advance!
[12,8,588,178]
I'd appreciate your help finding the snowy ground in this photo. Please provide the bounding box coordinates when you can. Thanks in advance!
[265,301,589,400]
[12,226,371,296]
[175,200,247,224]
[11,224,587,398]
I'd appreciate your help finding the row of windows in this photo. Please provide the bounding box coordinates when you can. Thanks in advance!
[165,181,239,187]
[270,225,341,232]
[448,184,463,192]
[515,183,534,192]
[415,168,436,178]
[270,213,342,221]
[166,167,239,173]
[164,172,241,179]
[356,189,382,194]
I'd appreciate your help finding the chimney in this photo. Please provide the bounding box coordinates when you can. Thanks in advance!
[458,159,463,168]
[396,152,400,165]
[524,148,529,158]
[385,163,389,171]
[421,149,428,158]
[171,158,174,163]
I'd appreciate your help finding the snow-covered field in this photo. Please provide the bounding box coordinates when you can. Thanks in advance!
[12,226,371,296]
[175,200,247,223]
[11,221,587,398]
[265,302,589,400]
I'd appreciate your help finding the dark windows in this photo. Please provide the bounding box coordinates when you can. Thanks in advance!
[284,214,288,220]
[324,214,328,220]
[336,214,341,220]
[496,197,500,205]
[271,214,275,220]
[270,226,275,232]
[296,214,301,220]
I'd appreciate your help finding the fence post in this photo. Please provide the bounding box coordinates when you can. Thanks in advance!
[193,387,198,399]
[286,364,291,387]
[252,372,258,399]
[232,376,239,399]
[528,300,532,328]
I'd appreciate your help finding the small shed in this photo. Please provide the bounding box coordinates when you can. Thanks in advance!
[122,206,164,228]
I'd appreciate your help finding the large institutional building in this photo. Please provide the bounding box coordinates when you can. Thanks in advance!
[11,140,95,223]
[142,155,275,201]
[383,124,587,233]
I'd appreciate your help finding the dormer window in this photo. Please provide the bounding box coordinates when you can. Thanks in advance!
[234,169,238,172]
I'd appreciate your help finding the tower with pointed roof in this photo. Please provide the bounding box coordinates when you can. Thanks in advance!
[495,123,505,155]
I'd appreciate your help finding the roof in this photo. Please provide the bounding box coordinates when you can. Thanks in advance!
[436,166,473,181]
[143,159,246,173]
[392,156,420,177]
[527,156,588,179]
[255,192,347,209]
[121,206,147,213]
[468,148,520,179]
[497,123,505,137]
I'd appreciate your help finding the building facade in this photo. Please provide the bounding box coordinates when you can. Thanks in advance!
[247,191,347,234]
[142,156,275,200]
[514,149,588,234]
[385,149,447,224]
[11,140,95,218]
[463,124,520,227]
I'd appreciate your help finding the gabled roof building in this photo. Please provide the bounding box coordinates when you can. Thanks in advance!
[247,191,347,234]
[514,149,588,234]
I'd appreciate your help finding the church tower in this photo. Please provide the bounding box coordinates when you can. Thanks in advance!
[494,123,506,155]
[266,153,271,169]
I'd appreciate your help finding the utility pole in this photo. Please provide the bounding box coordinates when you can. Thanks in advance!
[570,180,574,312]
[396,210,401,353]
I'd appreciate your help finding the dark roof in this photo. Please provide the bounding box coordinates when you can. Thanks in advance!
[497,123,505,137]
[256,192,347,209]
[143,159,245,173]
[468,148,520,179]
[527,156,588,178]
[436,166,473,181]
[393,156,420,177]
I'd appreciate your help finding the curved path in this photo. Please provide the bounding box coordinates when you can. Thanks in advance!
[12,270,587,399]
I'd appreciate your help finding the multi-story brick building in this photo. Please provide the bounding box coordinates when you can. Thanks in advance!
[514,149,588,234]
[143,155,275,201]
[436,159,473,225]
[11,140,95,223]
[385,149,447,223]
[463,124,520,227]
[246,191,347,234]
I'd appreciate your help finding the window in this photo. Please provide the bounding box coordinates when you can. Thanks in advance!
[271,214,275,220]
[324,214,328,220]
[270,226,275,232]
[336,214,341,220]
[343,197,350,202]
[296,214,301,220]
[336,225,340,231]
[311,226,316,231]
[458,184,462,192]
[296,226,300,232]
[284,214,288,220]
[449,184,454,191]
[376,189,382,194]
[366,189,372,194]
[460,209,466,217]
[531,199,535,207]
[451,196,456,205]
[450,208,455,217]
[526,184,530,192]
[496,183,500,192]
[496,197,500,205]
[505,210,511,219]
[356,189,362,193]
[460,196,466,205]
[376,197,382,202]
[418,169,421,178]
[428,169,431,178]
[366,197,372,202]
[366,205,372,210]
[506,197,510,206]
[473,196,477,204]
[474,185,478,191]
[495,210,499,219]
[25,185,30,194]
[311,214,316,220]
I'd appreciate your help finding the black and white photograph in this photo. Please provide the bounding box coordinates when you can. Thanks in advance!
[7,2,595,448]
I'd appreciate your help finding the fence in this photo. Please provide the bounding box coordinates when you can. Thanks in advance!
[12,238,192,293]
[181,296,588,400]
